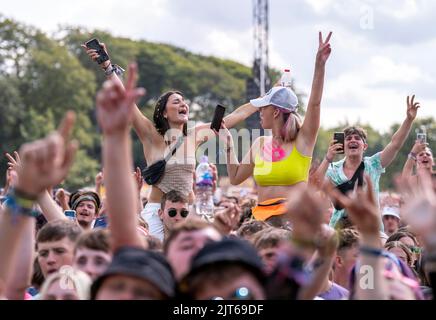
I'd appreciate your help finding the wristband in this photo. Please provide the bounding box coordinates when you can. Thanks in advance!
[104,64,125,76]
[4,189,39,218]
[359,246,399,265]
[359,245,384,257]
[325,156,333,163]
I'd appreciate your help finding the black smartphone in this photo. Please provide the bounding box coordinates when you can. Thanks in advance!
[210,104,226,132]
[85,38,109,65]
[334,132,345,154]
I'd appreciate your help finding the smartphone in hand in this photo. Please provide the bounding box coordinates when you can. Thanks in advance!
[417,133,427,144]
[64,210,76,221]
[334,132,345,154]
[85,38,110,65]
[210,104,226,132]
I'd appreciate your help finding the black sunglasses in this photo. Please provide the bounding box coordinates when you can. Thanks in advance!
[167,208,189,218]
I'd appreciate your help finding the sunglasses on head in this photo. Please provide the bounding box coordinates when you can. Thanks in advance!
[167,208,189,218]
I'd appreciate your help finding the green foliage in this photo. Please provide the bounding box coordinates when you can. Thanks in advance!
[64,149,100,190]
[0,16,98,187]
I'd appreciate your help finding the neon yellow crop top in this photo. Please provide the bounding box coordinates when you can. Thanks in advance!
[253,145,312,186]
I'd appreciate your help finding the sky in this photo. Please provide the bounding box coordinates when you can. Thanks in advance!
[1,0,435,132]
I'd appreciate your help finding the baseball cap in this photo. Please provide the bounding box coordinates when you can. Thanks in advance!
[90,246,175,299]
[382,207,401,220]
[250,87,298,112]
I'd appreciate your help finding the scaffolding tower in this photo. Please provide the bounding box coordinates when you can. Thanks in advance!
[246,0,270,131]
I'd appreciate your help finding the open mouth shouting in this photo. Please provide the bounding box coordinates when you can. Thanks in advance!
[348,142,359,150]
[178,108,189,121]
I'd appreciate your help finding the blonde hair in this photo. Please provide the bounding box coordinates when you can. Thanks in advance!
[40,268,92,300]
[279,110,302,142]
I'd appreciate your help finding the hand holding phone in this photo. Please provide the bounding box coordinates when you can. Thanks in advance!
[210,104,226,132]
[333,132,345,154]
[64,210,76,221]
[417,133,427,144]
[85,38,110,65]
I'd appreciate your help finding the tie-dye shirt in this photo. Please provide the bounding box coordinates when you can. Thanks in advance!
[326,152,385,228]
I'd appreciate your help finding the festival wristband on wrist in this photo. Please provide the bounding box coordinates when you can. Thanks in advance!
[3,189,39,218]
[359,245,398,261]
[104,64,125,76]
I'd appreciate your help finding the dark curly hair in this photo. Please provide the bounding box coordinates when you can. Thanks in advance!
[153,91,188,137]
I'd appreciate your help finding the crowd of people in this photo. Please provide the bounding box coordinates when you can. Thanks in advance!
[0,31,435,301]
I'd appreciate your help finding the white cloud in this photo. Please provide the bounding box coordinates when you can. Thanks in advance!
[203,29,252,63]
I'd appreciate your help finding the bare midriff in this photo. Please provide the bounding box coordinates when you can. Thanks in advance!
[256,181,307,203]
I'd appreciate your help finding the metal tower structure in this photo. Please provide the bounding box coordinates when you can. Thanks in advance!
[253,0,270,96]
[246,0,270,131]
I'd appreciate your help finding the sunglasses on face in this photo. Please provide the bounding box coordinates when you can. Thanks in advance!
[167,208,189,218]
[210,287,254,300]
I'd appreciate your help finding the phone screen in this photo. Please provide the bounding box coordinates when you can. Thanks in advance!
[334,132,345,154]
[64,210,76,221]
[85,38,109,65]
[85,39,101,50]
[210,104,226,132]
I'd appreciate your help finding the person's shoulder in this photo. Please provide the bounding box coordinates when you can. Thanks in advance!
[364,152,384,168]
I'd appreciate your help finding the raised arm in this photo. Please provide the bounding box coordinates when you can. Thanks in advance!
[298,32,332,150]
[37,190,65,221]
[0,112,77,299]
[194,102,258,148]
[0,203,35,299]
[299,225,338,300]
[402,140,426,180]
[380,95,420,168]
[310,139,343,188]
[82,42,157,144]
[214,122,256,185]
[223,103,257,129]
[96,63,145,250]
[5,139,71,224]
[5,220,35,300]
